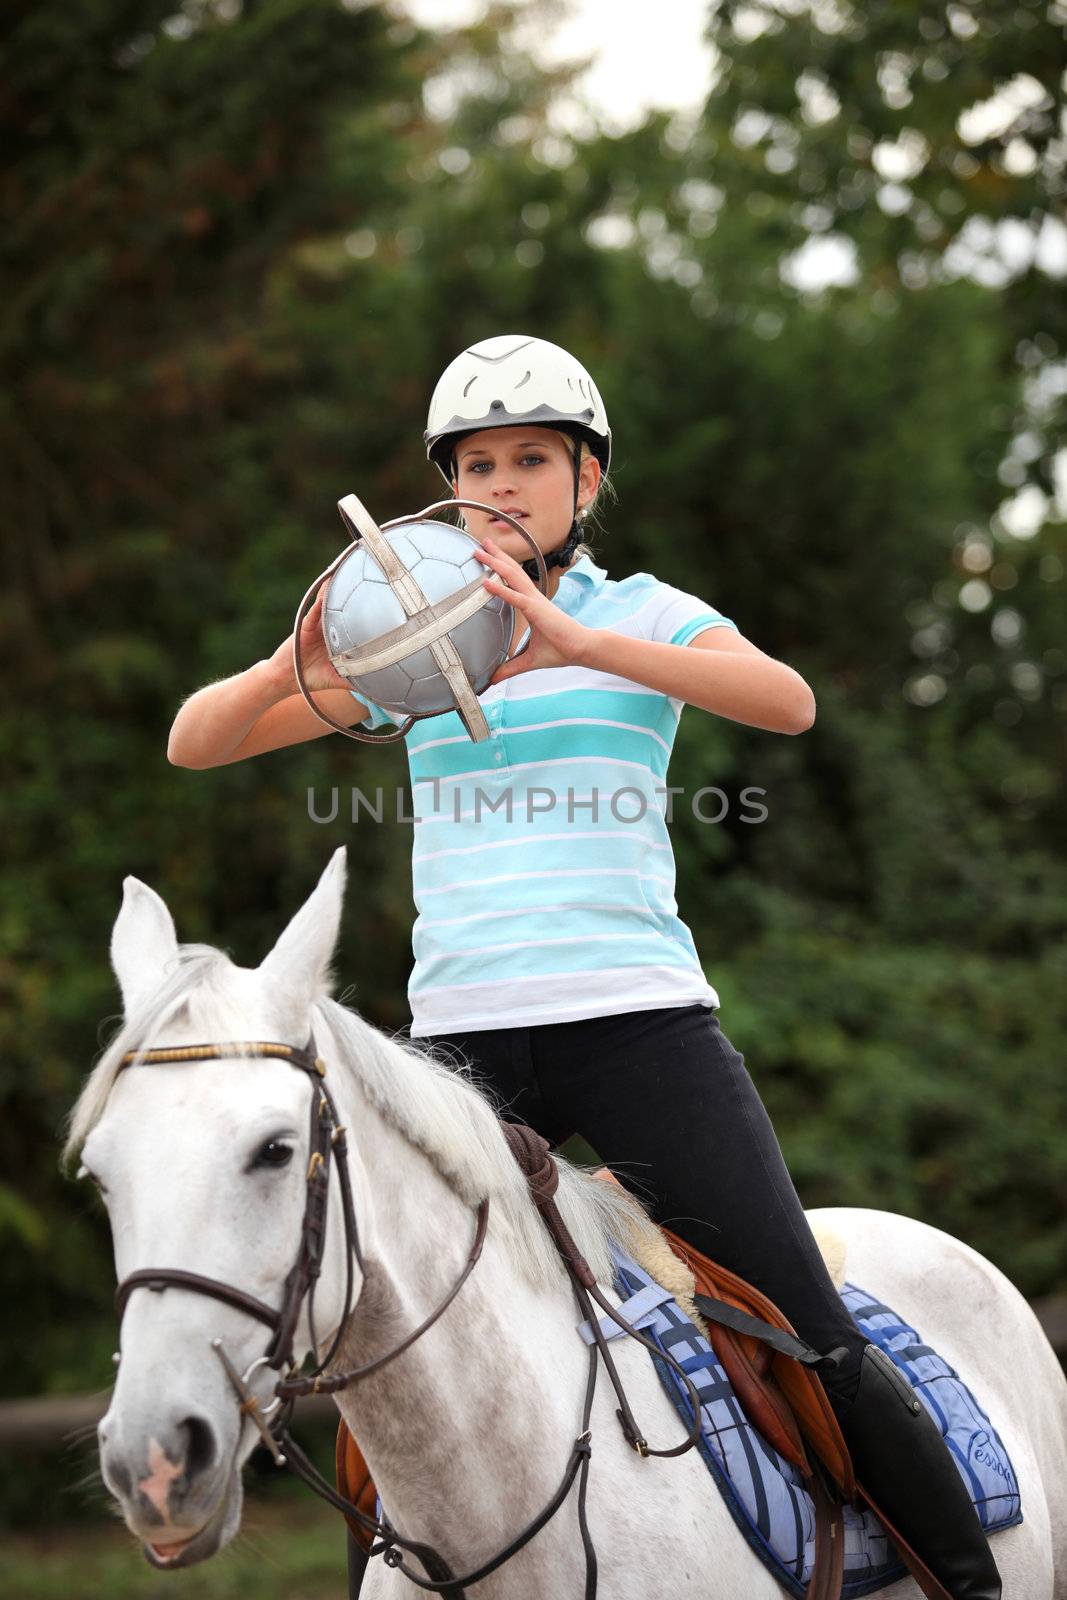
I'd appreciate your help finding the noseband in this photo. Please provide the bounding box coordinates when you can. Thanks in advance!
[109,1032,703,1598]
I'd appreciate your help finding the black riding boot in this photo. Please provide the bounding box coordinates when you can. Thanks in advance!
[347,1530,369,1599]
[835,1343,1002,1600]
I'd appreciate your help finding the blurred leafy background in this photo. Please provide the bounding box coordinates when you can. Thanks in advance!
[2,0,1065,1578]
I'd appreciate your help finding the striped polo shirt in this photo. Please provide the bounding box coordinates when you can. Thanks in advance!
[350,553,738,1037]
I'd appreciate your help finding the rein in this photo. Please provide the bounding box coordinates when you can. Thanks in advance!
[111,1033,706,1597]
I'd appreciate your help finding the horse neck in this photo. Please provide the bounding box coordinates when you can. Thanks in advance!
[332,1078,590,1558]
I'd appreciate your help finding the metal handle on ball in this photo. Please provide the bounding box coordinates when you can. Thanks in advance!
[292,499,545,744]
[395,498,548,668]
[292,550,415,746]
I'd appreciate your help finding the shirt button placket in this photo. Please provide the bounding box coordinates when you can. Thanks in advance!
[489,699,507,769]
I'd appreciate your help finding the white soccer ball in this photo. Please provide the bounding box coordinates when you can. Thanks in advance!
[321,519,515,718]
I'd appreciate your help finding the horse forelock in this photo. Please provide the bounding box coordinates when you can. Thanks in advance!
[64,945,243,1163]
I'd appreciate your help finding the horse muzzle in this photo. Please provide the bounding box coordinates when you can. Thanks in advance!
[98,1403,242,1563]
[140,1489,238,1570]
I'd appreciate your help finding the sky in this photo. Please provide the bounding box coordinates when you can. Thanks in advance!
[399,0,718,132]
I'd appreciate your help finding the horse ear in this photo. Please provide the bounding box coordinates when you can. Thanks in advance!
[111,877,180,1019]
[259,847,347,1010]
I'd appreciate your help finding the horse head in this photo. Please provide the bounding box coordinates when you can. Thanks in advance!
[70,847,357,1568]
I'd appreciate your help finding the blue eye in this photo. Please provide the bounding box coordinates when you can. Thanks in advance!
[465,454,544,474]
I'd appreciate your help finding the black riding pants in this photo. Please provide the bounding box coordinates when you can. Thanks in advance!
[414,1002,870,1418]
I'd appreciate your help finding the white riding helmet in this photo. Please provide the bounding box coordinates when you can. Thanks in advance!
[424,334,612,482]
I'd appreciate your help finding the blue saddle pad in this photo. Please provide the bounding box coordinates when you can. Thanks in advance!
[589,1248,1022,1598]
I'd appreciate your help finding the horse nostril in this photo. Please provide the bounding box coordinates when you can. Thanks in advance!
[180,1415,216,1480]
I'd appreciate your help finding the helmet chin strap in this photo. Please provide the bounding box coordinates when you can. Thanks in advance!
[521,435,585,582]
[522,517,582,582]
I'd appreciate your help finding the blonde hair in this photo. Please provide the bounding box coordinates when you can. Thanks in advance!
[571,438,614,565]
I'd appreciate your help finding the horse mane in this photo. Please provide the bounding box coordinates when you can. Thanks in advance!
[312,995,666,1292]
[65,947,665,1292]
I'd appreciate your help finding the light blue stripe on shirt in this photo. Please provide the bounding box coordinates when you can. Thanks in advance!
[347,553,738,1034]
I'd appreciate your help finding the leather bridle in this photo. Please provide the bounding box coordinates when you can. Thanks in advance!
[115,1038,363,1384]
[110,1032,707,1598]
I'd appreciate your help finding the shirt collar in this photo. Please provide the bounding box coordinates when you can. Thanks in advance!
[559,553,607,590]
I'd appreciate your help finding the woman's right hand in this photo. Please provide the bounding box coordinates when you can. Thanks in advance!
[265,588,353,697]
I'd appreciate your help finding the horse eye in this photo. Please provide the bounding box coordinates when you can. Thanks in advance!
[77,1163,108,1194]
[252,1140,294,1171]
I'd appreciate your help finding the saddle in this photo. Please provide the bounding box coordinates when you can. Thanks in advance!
[334,1151,959,1600]
[661,1225,854,1492]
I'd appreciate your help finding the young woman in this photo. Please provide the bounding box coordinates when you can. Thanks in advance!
[169,335,1000,1599]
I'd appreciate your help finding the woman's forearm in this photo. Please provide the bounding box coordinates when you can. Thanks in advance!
[167,660,291,769]
[581,631,816,734]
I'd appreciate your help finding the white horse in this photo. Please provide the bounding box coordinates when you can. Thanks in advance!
[67,849,1067,1598]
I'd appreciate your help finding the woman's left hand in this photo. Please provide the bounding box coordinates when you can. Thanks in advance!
[474,538,592,682]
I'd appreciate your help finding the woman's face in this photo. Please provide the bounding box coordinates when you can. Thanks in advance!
[451,425,599,564]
